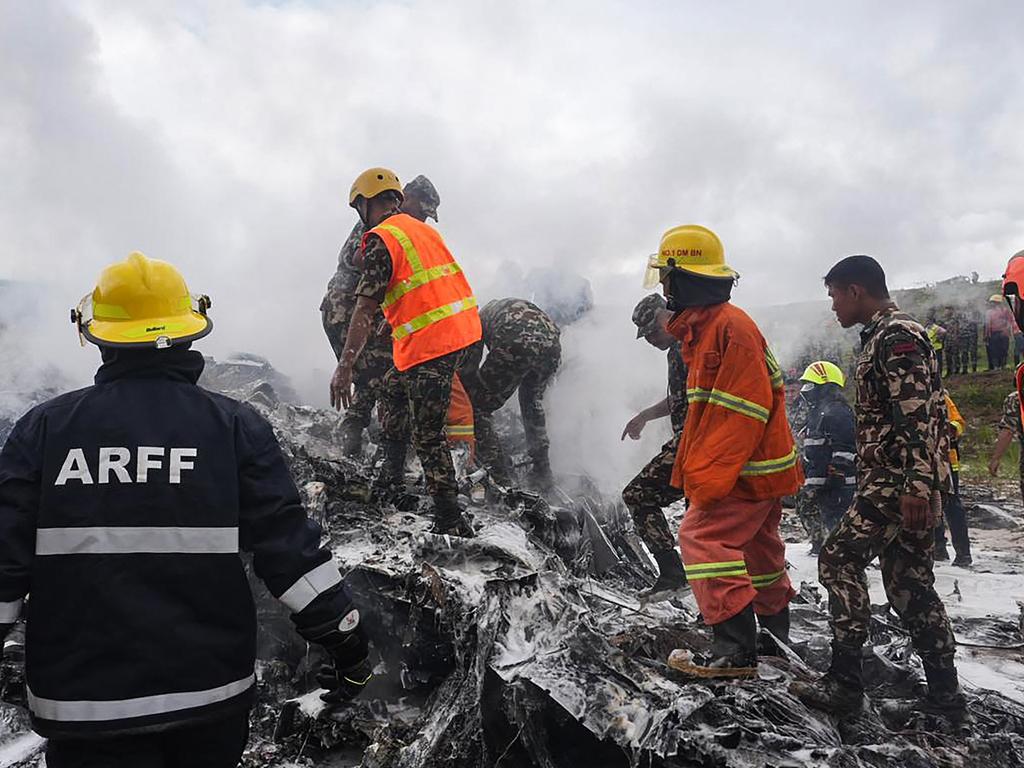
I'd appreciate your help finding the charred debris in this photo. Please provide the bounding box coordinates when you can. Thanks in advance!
[2,355,1024,767]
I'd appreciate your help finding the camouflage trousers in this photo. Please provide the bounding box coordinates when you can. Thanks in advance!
[378,348,464,498]
[343,339,393,435]
[819,496,957,667]
[621,433,683,553]
[323,316,393,436]
[795,485,852,551]
[459,339,561,482]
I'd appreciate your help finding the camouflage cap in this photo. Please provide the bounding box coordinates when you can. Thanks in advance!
[632,293,667,339]
[402,175,441,221]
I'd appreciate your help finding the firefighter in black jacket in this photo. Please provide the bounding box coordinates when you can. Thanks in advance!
[0,252,372,767]
[794,361,857,554]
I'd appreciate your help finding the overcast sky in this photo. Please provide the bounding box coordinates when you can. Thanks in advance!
[3,0,1024,482]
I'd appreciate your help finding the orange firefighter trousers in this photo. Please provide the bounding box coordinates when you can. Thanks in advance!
[678,495,794,625]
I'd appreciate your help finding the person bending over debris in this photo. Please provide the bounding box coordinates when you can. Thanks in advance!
[934,390,972,566]
[990,389,1024,505]
[792,254,966,726]
[794,361,856,555]
[620,293,688,599]
[331,168,481,537]
[645,225,802,678]
[0,253,371,767]
[458,298,561,491]
[321,175,442,456]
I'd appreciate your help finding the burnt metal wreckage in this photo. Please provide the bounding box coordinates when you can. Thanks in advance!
[1,357,1023,767]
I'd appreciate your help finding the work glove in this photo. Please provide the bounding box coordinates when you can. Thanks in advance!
[297,609,372,704]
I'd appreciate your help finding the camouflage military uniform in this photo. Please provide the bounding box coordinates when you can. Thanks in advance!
[621,345,688,553]
[459,299,561,485]
[958,310,979,373]
[321,222,394,446]
[942,311,961,376]
[819,305,957,671]
[997,390,1024,504]
[356,236,464,498]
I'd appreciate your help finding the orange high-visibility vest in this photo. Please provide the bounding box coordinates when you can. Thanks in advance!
[364,213,481,371]
[447,373,475,449]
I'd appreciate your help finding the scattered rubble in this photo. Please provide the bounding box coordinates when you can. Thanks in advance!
[1,357,1024,766]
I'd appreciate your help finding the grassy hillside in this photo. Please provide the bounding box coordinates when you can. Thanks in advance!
[946,367,1019,485]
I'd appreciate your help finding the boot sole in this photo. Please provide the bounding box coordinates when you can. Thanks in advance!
[667,651,758,679]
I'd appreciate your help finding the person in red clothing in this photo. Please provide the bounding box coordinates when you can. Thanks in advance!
[641,225,803,678]
[985,294,1014,370]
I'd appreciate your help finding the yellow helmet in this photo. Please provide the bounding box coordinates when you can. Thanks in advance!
[643,224,737,289]
[800,360,846,388]
[349,167,403,206]
[990,293,1006,303]
[72,252,212,349]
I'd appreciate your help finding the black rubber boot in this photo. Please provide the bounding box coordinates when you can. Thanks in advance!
[371,441,408,498]
[339,422,363,458]
[526,457,555,494]
[791,643,865,714]
[640,549,688,600]
[758,605,790,645]
[431,493,475,538]
[920,658,970,729]
[668,604,758,679]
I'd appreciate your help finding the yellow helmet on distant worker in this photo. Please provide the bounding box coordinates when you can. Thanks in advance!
[990,293,1006,303]
[800,360,846,388]
[349,167,403,206]
[71,252,212,349]
[642,225,737,288]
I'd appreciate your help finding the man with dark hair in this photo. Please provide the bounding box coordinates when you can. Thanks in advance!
[621,294,688,598]
[792,255,965,727]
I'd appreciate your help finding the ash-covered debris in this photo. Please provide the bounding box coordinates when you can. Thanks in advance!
[189,357,1024,768]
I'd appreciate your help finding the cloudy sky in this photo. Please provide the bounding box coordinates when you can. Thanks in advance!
[3,0,1024,484]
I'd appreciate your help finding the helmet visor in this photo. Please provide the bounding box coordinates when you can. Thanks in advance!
[642,254,663,289]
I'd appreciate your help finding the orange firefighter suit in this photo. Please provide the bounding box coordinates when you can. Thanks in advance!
[447,373,475,453]
[669,303,803,625]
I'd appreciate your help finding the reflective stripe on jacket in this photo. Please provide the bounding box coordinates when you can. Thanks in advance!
[944,391,965,471]
[365,213,481,371]
[668,302,803,506]
[0,350,353,738]
[447,373,475,445]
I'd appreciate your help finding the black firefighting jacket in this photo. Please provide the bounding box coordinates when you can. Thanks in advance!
[0,347,353,738]
[801,390,857,494]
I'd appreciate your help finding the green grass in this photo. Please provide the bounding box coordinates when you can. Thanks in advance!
[946,368,1019,483]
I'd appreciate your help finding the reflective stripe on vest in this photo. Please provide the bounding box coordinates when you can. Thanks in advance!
[740,448,799,477]
[447,425,475,437]
[35,527,238,555]
[393,297,479,341]
[278,559,343,613]
[28,674,255,723]
[687,387,770,424]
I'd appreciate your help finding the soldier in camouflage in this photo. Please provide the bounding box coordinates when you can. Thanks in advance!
[792,255,966,727]
[961,307,980,372]
[941,307,961,377]
[621,294,688,597]
[320,176,442,455]
[459,298,561,490]
[990,390,1024,505]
